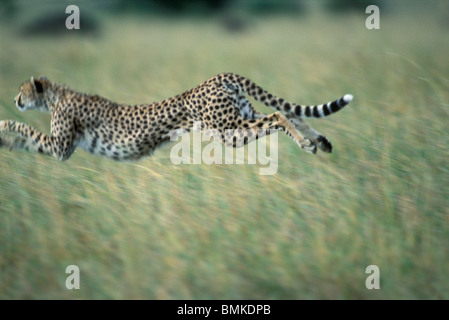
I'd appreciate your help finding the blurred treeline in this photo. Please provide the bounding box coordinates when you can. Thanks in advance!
[1,0,385,18]
[113,0,384,14]
[0,0,391,37]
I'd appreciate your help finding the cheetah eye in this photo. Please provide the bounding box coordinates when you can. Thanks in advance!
[34,80,44,93]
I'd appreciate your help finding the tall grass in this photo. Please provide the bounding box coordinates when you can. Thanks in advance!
[0,5,448,299]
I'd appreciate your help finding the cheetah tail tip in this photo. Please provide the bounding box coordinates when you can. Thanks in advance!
[343,94,353,103]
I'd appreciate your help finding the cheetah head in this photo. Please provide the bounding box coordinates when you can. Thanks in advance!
[15,76,51,112]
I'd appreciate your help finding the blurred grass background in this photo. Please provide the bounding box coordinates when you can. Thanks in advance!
[0,0,448,299]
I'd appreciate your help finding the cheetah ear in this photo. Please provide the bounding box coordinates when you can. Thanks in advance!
[33,78,44,94]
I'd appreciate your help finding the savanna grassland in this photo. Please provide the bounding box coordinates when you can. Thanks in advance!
[0,2,448,299]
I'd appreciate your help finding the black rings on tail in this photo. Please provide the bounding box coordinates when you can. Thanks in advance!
[298,94,353,118]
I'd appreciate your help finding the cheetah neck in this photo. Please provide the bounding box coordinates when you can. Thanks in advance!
[46,83,80,112]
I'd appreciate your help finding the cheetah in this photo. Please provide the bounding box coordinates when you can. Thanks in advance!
[0,73,352,161]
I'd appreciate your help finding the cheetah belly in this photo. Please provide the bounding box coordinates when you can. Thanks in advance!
[76,129,151,161]
[76,130,124,160]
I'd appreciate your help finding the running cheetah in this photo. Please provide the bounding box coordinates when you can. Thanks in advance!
[0,73,352,161]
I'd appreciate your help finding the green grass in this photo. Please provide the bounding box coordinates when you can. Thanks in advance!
[1,5,449,299]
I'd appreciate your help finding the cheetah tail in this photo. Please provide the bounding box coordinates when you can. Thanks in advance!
[231,74,353,119]
[294,94,353,119]
[259,91,353,119]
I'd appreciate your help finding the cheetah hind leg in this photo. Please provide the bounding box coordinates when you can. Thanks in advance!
[251,111,332,153]
[234,96,320,151]
[286,115,333,153]
[223,112,317,154]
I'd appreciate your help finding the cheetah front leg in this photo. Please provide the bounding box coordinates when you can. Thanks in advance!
[0,120,75,160]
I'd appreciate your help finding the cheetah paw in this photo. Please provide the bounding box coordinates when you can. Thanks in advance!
[0,135,12,150]
[317,135,332,153]
[302,138,317,154]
